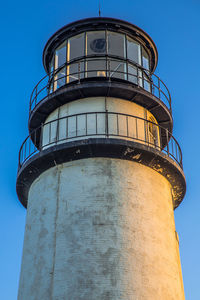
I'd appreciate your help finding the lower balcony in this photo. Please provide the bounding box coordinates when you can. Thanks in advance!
[17,112,186,209]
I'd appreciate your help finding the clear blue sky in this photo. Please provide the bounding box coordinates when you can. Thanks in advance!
[0,0,199,299]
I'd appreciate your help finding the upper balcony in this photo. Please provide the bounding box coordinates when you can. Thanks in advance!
[28,18,173,134]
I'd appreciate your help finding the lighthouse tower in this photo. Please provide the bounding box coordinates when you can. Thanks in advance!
[17,18,186,300]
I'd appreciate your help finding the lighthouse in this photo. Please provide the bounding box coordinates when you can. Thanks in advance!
[16,17,186,299]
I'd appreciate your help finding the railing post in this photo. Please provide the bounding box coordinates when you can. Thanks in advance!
[158,77,161,99]
[117,114,119,135]
[76,115,78,137]
[135,117,138,140]
[142,69,144,88]
[56,118,59,144]
[47,78,50,96]
[66,117,68,140]
[145,120,149,145]
[180,148,183,167]
[108,59,111,81]
[105,110,109,137]
[159,126,162,150]
[166,129,169,156]
[126,115,129,137]
[40,123,44,150]
[96,113,98,135]
[86,114,88,136]
[78,61,80,84]
[151,79,154,95]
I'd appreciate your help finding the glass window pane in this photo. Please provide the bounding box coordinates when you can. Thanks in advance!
[108,31,126,58]
[128,64,137,84]
[68,33,84,61]
[55,41,66,69]
[50,56,54,72]
[54,67,66,90]
[142,48,150,70]
[68,61,84,83]
[127,37,141,64]
[86,58,106,78]
[49,56,54,93]
[143,74,151,92]
[86,31,106,56]
[109,59,127,80]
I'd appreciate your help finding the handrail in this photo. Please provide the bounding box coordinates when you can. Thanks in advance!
[18,112,182,171]
[29,55,172,115]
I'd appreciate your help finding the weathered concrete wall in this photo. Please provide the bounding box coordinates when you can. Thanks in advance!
[42,97,160,148]
[18,158,185,300]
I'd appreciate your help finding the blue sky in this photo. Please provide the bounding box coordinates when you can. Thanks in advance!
[0,0,199,298]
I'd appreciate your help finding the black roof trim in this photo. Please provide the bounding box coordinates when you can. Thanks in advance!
[43,17,158,73]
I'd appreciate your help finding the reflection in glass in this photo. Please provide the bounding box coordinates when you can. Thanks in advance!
[86,58,106,78]
[128,64,137,84]
[109,59,127,80]
[108,31,126,58]
[127,37,141,64]
[148,116,159,147]
[68,33,84,61]
[55,41,66,68]
[142,48,149,70]
[49,56,54,93]
[48,31,153,94]
[54,42,67,90]
[68,61,84,83]
[56,67,66,89]
[86,31,106,55]
[143,73,151,92]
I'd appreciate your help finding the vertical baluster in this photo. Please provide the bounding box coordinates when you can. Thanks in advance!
[56,118,59,144]
[78,62,80,83]
[40,125,43,150]
[105,110,109,137]
[151,80,154,95]
[108,59,111,80]
[180,148,183,167]
[175,139,178,162]
[76,115,78,137]
[86,114,88,136]
[142,69,144,88]
[158,126,161,150]
[39,124,44,151]
[117,114,119,136]
[96,113,97,135]
[136,118,138,141]
[66,117,68,140]
[146,120,149,145]
[126,115,129,137]
[106,55,108,78]
[171,136,174,158]
[49,122,51,144]
[158,77,161,99]
[166,129,169,156]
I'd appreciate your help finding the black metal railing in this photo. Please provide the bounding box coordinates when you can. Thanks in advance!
[29,55,172,114]
[18,112,182,171]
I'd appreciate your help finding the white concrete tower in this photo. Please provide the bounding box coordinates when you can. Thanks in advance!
[17,18,186,300]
